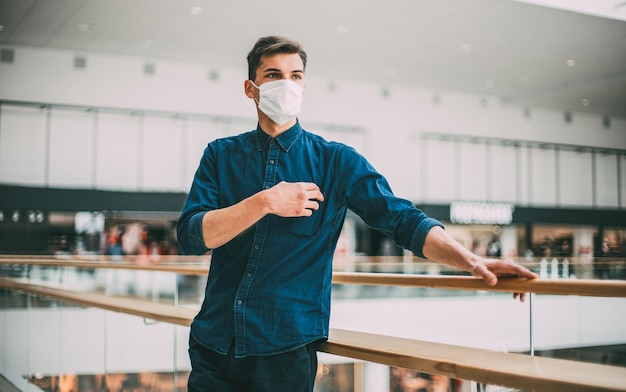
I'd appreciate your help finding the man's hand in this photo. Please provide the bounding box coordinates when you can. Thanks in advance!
[470,258,539,302]
[200,181,324,249]
[265,181,324,217]
[423,226,538,302]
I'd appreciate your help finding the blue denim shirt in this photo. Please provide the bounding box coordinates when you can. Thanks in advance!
[177,120,443,358]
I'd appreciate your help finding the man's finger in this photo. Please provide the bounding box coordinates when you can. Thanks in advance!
[296,182,324,202]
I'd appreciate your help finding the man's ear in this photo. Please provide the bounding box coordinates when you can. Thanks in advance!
[244,80,256,99]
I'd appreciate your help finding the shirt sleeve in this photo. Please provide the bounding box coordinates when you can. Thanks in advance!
[337,145,443,258]
[176,143,220,255]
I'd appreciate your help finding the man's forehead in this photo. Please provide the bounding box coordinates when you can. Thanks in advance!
[259,53,304,71]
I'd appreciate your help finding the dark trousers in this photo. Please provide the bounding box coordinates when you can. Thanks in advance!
[188,335,320,392]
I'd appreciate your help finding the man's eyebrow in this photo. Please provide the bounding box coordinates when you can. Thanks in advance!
[262,68,304,74]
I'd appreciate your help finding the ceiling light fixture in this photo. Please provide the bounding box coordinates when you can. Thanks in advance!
[337,25,349,34]
[191,6,203,15]
[513,0,626,21]
[143,40,152,48]
[566,59,576,67]
[461,43,472,52]
[581,98,590,106]
[0,26,4,32]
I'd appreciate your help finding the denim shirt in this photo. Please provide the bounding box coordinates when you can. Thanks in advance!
[176,120,443,358]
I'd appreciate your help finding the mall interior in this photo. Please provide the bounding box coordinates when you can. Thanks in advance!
[1,1,626,391]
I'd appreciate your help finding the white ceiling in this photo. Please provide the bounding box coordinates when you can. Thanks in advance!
[1,0,625,118]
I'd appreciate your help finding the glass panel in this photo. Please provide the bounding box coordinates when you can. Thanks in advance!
[0,105,47,185]
[48,108,94,188]
[595,152,619,208]
[459,142,487,202]
[0,288,189,392]
[96,112,140,191]
[559,149,593,207]
[423,139,455,202]
[530,147,556,206]
[141,115,183,191]
[490,144,517,203]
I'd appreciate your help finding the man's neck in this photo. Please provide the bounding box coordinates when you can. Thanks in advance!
[258,116,297,138]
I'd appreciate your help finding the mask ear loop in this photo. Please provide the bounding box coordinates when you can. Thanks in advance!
[249,80,261,105]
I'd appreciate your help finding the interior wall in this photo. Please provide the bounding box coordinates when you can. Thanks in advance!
[1,45,625,206]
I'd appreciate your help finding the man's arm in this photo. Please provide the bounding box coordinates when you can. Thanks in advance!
[202,181,324,249]
[422,226,538,301]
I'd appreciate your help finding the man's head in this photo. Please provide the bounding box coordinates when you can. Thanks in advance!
[246,36,307,82]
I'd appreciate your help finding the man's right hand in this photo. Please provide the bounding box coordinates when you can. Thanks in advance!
[201,181,324,249]
[265,181,324,217]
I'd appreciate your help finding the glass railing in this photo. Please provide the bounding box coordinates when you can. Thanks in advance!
[1,255,625,391]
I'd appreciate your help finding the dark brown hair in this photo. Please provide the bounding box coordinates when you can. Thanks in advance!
[246,36,307,81]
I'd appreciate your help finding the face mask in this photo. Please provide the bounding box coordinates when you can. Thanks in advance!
[250,79,304,126]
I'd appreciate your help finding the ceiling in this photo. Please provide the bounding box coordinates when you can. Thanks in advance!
[1,0,625,118]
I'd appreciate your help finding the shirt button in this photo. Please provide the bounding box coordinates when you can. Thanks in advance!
[269,160,275,164]
[254,245,260,250]
[247,273,252,278]
[237,300,243,305]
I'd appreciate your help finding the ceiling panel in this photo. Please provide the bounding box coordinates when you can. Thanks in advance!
[0,0,625,117]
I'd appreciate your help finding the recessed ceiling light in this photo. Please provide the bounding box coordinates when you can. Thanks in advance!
[461,43,472,52]
[208,69,220,81]
[566,59,576,67]
[381,86,390,98]
[581,98,590,106]
[76,22,95,32]
[337,25,349,34]
[191,6,203,15]
[0,26,4,32]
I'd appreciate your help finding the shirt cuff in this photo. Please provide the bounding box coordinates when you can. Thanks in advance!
[411,217,444,258]
[187,211,210,254]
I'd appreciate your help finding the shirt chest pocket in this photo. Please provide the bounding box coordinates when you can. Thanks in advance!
[286,213,322,237]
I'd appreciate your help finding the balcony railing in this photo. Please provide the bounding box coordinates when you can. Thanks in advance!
[1,256,625,391]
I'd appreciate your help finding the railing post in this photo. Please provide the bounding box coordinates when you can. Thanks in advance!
[529,292,534,356]
[362,362,389,392]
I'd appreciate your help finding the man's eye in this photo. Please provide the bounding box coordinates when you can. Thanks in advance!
[292,74,302,80]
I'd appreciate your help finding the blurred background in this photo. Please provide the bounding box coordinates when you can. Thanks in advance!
[1,0,625,262]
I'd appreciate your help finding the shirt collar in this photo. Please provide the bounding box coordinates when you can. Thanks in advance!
[255,120,302,152]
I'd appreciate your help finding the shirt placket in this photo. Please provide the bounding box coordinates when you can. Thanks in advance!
[233,138,280,356]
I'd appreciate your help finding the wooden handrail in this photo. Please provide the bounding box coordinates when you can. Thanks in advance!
[321,330,626,392]
[332,272,626,298]
[0,277,196,326]
[1,277,625,392]
[0,257,210,275]
[2,257,625,298]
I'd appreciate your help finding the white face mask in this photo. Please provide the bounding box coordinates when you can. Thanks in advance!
[251,79,304,126]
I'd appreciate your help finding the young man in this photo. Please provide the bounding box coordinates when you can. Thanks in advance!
[177,35,538,392]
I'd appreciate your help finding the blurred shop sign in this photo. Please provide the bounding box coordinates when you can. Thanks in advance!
[450,201,514,225]
[75,211,105,234]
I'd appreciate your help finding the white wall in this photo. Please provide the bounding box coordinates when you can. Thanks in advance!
[1,45,625,206]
